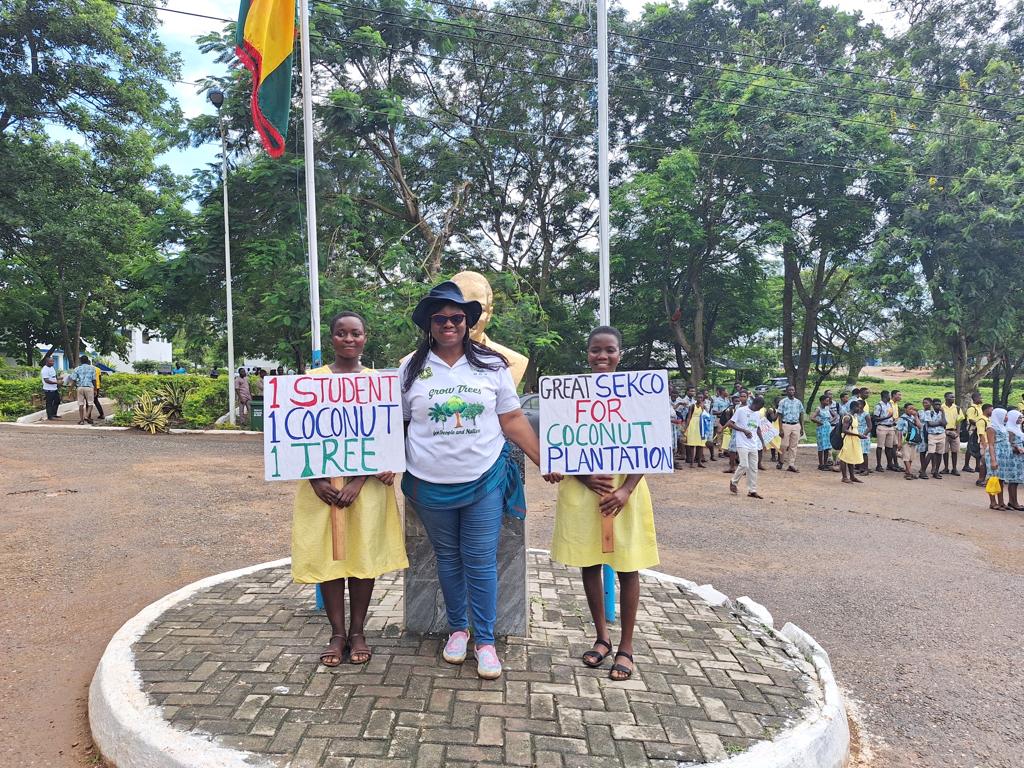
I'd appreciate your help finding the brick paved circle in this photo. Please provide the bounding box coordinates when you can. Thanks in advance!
[122,553,826,767]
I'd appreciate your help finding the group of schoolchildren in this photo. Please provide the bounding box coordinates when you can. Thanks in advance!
[671,382,1024,509]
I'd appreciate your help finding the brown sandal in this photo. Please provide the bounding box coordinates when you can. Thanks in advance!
[320,634,346,667]
[347,632,372,665]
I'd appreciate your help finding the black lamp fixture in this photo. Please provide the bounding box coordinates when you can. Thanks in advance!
[208,89,225,109]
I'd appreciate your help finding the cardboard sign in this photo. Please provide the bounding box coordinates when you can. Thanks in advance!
[539,370,674,475]
[264,372,405,481]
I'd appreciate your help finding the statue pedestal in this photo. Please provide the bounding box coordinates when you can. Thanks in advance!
[403,444,528,637]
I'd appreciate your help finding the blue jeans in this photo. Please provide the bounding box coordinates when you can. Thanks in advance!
[411,486,503,645]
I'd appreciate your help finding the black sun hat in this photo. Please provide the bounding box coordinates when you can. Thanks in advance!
[411,281,483,331]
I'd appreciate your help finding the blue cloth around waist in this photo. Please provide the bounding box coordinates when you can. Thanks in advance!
[401,442,526,520]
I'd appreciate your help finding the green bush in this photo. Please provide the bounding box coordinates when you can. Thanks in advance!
[131,359,166,374]
[102,374,211,412]
[0,364,38,380]
[181,378,229,429]
[856,375,884,384]
[0,378,42,419]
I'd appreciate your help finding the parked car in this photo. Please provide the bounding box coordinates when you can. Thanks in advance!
[754,376,790,394]
[520,393,540,433]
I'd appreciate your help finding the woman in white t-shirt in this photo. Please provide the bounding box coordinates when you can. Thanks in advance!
[399,281,545,680]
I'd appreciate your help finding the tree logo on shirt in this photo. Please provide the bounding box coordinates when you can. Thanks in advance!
[428,397,485,430]
[418,367,433,380]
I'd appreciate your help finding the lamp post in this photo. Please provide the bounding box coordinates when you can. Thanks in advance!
[209,89,236,425]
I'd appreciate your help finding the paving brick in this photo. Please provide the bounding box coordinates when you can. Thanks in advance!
[131,557,821,768]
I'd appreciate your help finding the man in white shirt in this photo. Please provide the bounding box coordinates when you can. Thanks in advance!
[40,354,61,420]
[727,395,767,498]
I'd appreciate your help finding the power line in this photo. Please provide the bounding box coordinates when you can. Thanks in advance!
[315,98,1024,188]
[405,0,1024,104]
[323,0,1021,119]
[106,0,1024,150]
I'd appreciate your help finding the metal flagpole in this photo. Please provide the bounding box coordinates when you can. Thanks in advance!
[209,90,237,425]
[299,0,323,370]
[596,0,611,328]
[299,0,326,611]
[595,0,616,622]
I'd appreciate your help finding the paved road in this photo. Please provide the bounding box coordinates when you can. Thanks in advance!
[1,427,1021,767]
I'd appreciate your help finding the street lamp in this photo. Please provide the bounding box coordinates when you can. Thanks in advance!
[209,88,236,425]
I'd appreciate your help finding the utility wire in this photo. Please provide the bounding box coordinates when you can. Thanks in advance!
[317,0,1015,122]
[106,0,1024,151]
[315,98,1024,188]
[402,0,1024,104]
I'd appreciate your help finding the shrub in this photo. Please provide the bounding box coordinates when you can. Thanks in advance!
[130,393,170,434]
[181,379,229,429]
[131,359,164,374]
[157,379,198,418]
[0,364,38,380]
[0,378,42,419]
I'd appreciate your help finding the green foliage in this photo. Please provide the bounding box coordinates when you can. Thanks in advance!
[180,379,229,429]
[131,360,162,374]
[156,379,198,418]
[130,393,170,434]
[0,378,41,418]
[0,365,37,380]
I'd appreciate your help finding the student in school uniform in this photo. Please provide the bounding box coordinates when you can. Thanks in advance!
[811,395,833,471]
[839,399,867,484]
[291,312,408,668]
[550,326,658,682]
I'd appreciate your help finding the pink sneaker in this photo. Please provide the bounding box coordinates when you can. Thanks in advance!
[475,644,502,679]
[443,630,469,664]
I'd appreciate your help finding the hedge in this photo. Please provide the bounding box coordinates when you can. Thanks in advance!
[0,379,42,420]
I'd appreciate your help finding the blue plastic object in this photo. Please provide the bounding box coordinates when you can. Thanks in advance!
[315,583,324,610]
[603,564,616,623]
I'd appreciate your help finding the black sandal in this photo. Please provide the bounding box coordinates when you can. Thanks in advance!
[582,638,612,668]
[319,634,346,667]
[609,650,634,681]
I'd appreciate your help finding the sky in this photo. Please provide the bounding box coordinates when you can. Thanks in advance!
[156,0,903,179]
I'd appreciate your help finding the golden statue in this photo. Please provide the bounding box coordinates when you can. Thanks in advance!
[452,271,529,386]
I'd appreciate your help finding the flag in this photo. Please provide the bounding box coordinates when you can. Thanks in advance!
[235,0,295,157]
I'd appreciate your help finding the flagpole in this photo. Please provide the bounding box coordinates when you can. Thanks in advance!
[299,0,322,369]
[596,0,611,328]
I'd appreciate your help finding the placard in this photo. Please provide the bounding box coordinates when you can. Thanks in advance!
[264,372,405,481]
[539,370,674,474]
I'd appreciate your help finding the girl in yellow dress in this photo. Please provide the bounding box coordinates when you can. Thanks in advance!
[550,326,659,681]
[838,399,867,484]
[684,397,707,467]
[292,312,409,666]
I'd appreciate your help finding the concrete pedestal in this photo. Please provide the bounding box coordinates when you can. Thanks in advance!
[403,444,528,637]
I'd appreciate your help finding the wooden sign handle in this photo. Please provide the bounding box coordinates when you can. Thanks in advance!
[601,514,615,554]
[330,477,346,562]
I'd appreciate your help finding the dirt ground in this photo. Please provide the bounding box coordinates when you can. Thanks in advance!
[1,426,1022,767]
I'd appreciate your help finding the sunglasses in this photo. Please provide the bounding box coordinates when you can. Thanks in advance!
[431,313,466,327]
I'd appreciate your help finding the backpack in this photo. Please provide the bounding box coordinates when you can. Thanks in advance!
[906,422,922,445]
[829,421,844,451]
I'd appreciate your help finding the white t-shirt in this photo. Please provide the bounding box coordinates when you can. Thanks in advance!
[730,405,763,451]
[400,351,520,483]
[41,365,58,392]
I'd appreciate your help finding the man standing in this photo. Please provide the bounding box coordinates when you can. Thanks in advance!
[974,403,993,487]
[940,391,964,475]
[234,367,252,424]
[895,403,921,479]
[777,385,804,473]
[963,392,984,473]
[710,386,730,461]
[40,354,61,420]
[873,390,898,472]
[69,355,97,425]
[92,361,105,420]
[728,395,766,499]
[919,397,947,479]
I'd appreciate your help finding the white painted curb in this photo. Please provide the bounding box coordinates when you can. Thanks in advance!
[530,549,849,768]
[89,558,290,768]
[93,552,847,768]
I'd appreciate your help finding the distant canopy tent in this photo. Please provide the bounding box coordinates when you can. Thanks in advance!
[235,0,295,157]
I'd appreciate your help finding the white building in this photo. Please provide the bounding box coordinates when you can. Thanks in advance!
[108,328,174,372]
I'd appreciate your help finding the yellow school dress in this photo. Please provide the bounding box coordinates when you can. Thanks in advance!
[721,426,732,451]
[551,476,659,572]
[685,408,704,447]
[291,366,409,583]
[769,416,782,451]
[838,414,864,465]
